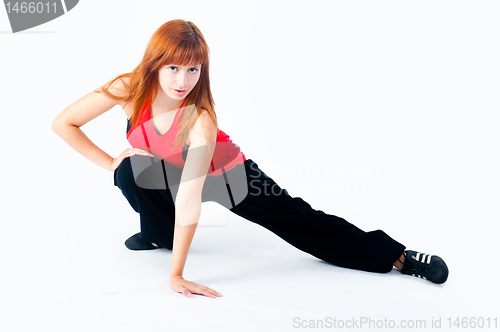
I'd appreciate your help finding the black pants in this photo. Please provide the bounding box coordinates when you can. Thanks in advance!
[114,156,405,273]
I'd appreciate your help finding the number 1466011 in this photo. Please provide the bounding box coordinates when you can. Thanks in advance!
[5,2,58,14]
[447,317,497,329]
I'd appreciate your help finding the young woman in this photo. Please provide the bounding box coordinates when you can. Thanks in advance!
[52,19,449,299]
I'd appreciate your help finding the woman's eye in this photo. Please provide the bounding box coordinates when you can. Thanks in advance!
[167,66,198,73]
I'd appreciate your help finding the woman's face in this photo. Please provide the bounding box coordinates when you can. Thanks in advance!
[157,63,202,101]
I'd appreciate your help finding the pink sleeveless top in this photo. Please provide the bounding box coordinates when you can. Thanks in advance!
[126,100,246,177]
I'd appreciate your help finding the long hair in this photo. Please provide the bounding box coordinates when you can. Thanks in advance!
[95,19,217,150]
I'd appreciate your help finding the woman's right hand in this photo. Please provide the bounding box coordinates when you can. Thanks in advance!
[110,147,154,171]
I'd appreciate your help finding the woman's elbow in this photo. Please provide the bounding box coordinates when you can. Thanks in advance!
[51,115,70,134]
[175,197,201,211]
[52,118,62,134]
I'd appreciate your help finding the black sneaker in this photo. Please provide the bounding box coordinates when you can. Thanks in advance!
[400,250,449,284]
[125,232,161,251]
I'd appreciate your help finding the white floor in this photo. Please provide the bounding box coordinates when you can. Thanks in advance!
[1,184,498,332]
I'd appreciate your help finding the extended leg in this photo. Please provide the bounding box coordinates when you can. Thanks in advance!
[217,159,406,273]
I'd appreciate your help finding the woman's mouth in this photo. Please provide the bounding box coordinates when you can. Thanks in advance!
[173,89,187,96]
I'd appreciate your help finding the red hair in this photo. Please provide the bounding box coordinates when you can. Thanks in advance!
[95,19,217,150]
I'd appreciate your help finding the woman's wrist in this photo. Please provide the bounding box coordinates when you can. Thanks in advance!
[170,274,183,281]
[106,155,115,172]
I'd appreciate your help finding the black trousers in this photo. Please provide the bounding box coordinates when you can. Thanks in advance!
[114,156,405,273]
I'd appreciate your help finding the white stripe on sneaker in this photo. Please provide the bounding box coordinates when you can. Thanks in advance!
[416,253,421,261]
[421,254,427,263]
[427,255,432,264]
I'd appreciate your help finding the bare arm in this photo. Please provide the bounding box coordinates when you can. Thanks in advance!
[52,77,152,170]
[169,111,221,298]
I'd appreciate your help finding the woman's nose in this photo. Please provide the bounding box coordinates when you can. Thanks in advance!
[177,71,188,87]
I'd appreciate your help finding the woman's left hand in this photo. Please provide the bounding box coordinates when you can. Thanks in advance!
[170,276,222,299]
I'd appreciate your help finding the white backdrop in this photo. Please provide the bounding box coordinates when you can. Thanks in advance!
[1,1,499,331]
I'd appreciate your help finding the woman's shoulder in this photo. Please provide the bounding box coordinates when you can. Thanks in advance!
[106,76,133,118]
[186,108,217,145]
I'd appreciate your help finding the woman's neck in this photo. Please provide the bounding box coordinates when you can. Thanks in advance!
[151,91,185,114]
